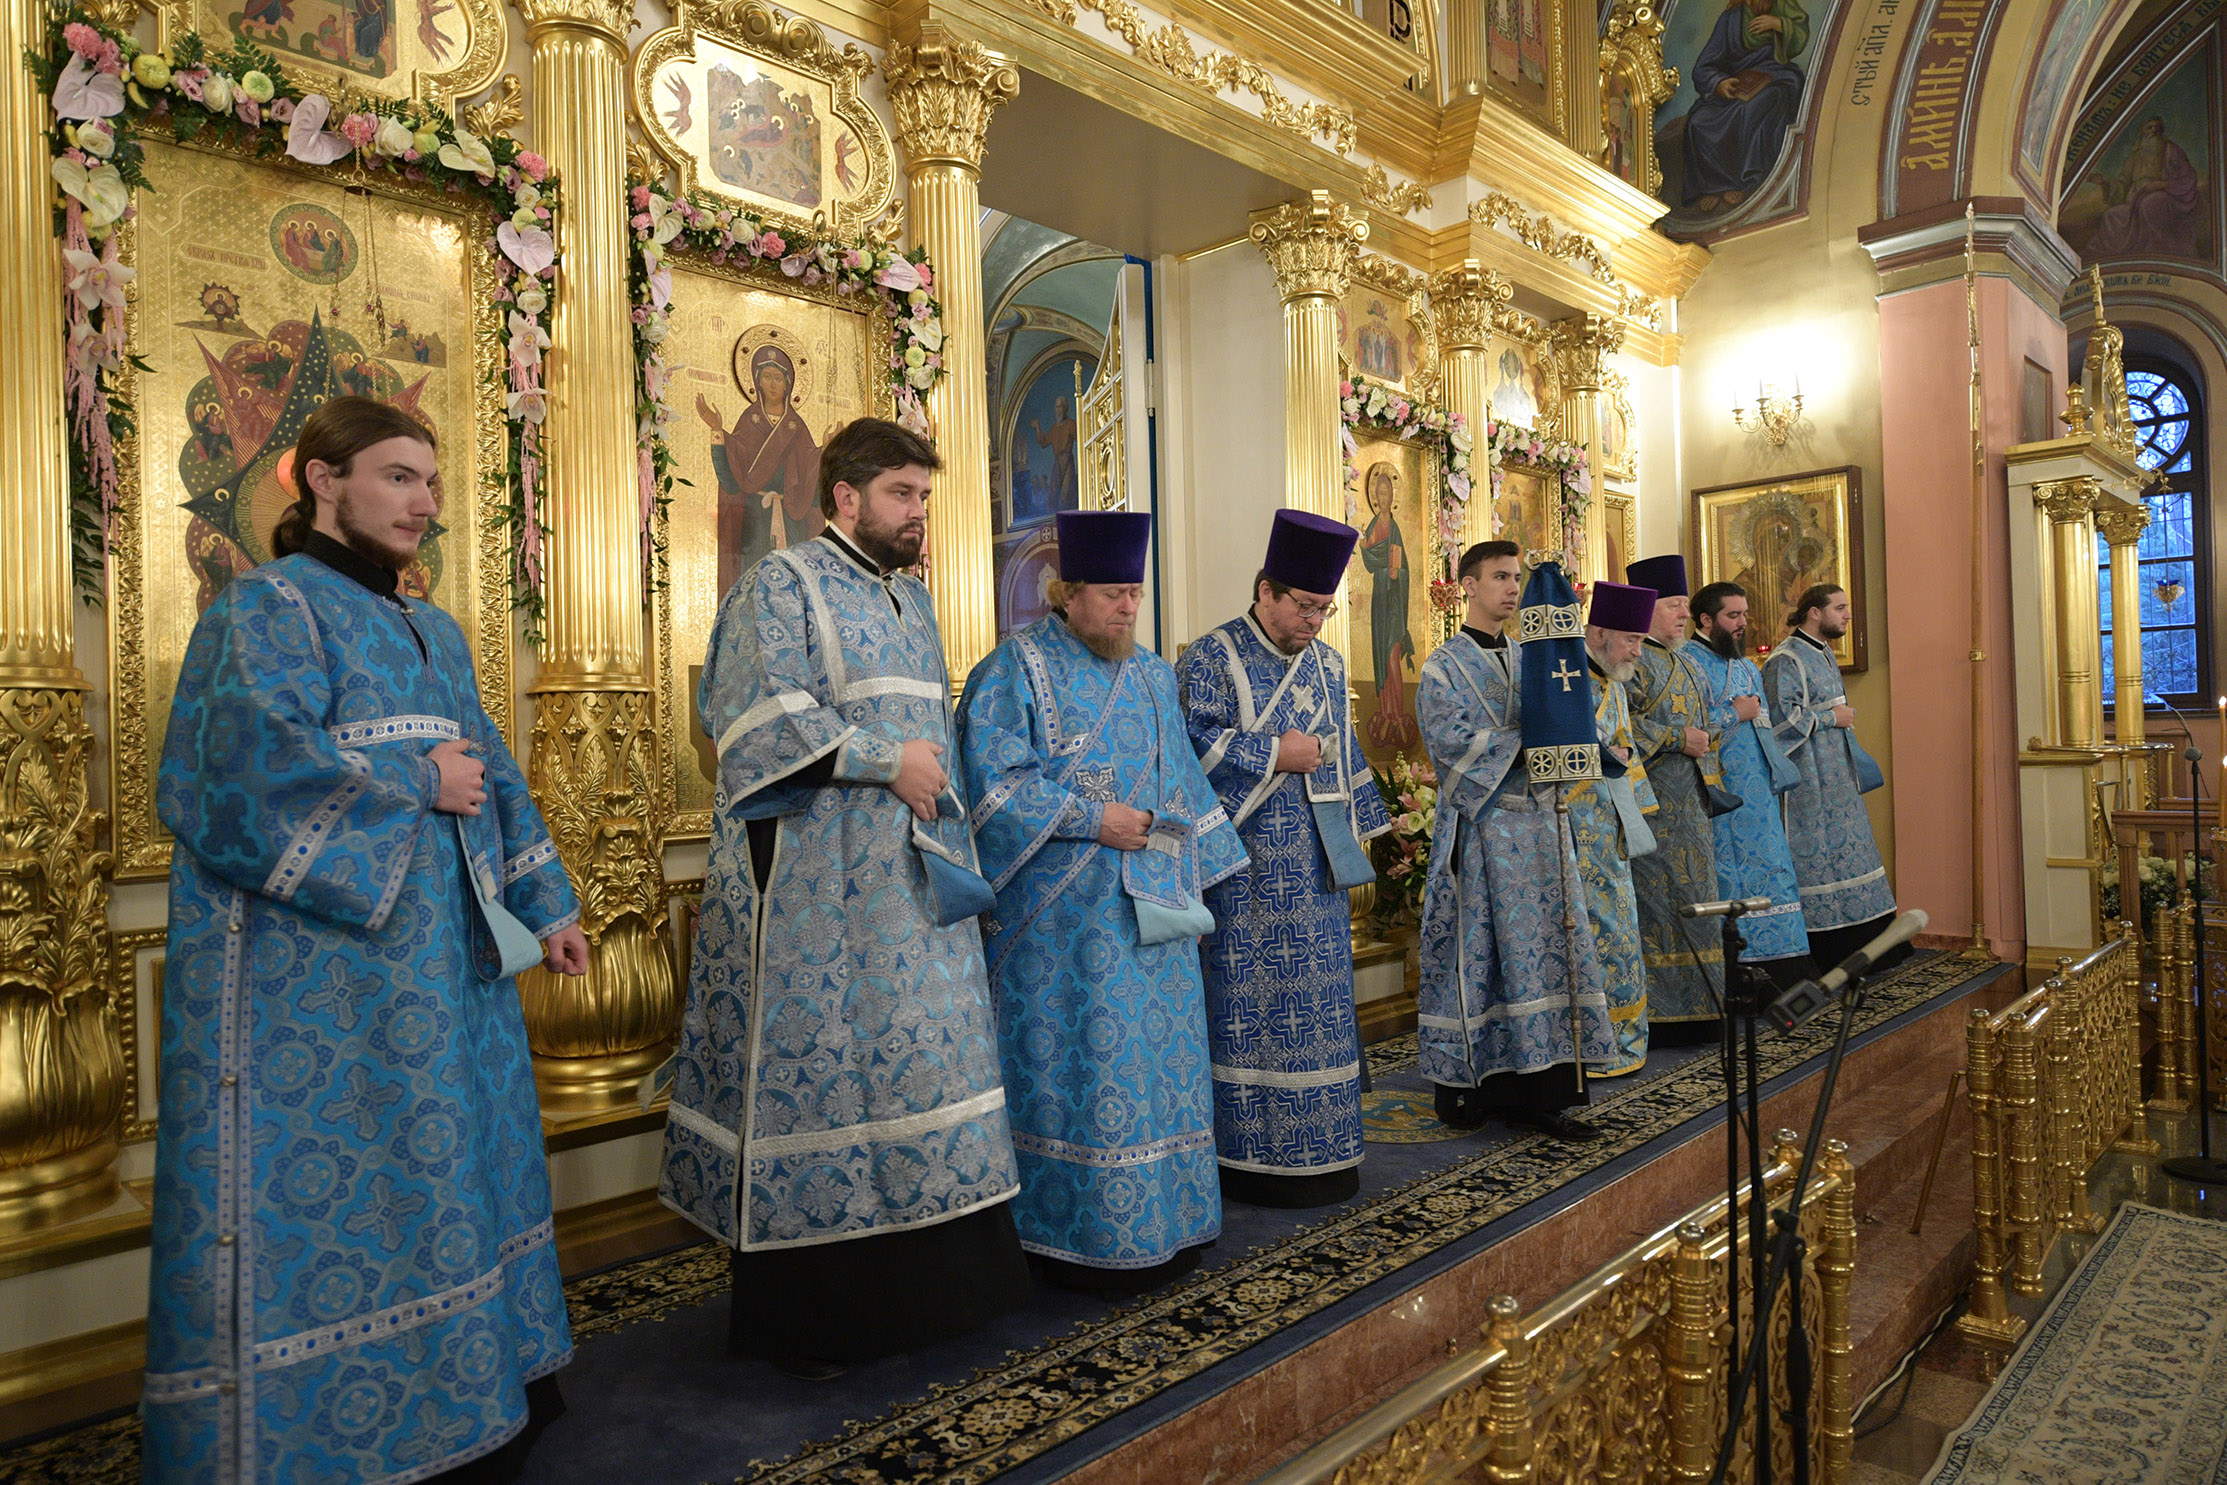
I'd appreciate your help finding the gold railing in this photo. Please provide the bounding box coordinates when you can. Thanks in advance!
[1960,928,2155,1344]
[2148,899,2198,1114]
[1256,1132,1857,1485]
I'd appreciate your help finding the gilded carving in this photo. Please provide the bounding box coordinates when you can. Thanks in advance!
[111,926,166,1145]
[462,72,525,137]
[2034,476,2102,524]
[884,25,1022,171]
[511,0,631,38]
[1361,164,1434,217]
[634,0,896,237]
[2079,267,2144,468]
[1468,194,1665,331]
[2093,499,2151,548]
[1018,0,1358,153]
[516,689,681,1109]
[1250,191,1369,302]
[1547,310,1626,394]
[0,687,124,1229]
[1597,0,1678,194]
[1427,261,1513,350]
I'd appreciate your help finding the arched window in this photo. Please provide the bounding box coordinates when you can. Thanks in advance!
[2101,362,2208,709]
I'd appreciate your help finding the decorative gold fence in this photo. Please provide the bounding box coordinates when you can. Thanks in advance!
[1255,1132,1857,1485]
[2149,899,2200,1114]
[1960,928,2156,1344]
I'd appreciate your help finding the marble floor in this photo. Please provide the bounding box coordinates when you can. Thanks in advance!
[1848,1106,2227,1484]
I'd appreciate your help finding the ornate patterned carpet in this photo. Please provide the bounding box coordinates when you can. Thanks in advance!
[0,948,1995,1485]
[1924,1202,2227,1483]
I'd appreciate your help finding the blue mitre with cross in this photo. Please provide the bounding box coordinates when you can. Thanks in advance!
[1518,559,1601,784]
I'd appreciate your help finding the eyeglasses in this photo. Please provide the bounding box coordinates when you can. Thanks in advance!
[1288,598,1338,623]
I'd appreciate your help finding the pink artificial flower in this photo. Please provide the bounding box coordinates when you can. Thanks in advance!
[517,151,548,182]
[631,305,650,325]
[339,113,377,147]
[1339,380,1353,397]
[269,97,295,122]
[174,69,205,102]
[631,211,651,230]
[914,261,932,290]
[843,249,864,270]
[535,206,550,220]
[925,353,940,369]
[756,230,785,257]
[236,97,259,126]
[62,22,103,59]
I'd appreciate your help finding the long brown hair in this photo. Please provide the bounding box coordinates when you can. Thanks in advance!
[271,396,438,557]
[1786,582,1844,631]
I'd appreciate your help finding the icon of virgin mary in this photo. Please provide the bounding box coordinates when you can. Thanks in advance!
[698,341,823,596]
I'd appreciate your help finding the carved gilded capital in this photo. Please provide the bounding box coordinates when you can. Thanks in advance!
[1599,0,1677,102]
[2093,500,2152,549]
[2035,477,2103,524]
[884,24,1020,174]
[511,0,630,41]
[1428,260,1514,351]
[1250,191,1368,304]
[1547,311,1626,393]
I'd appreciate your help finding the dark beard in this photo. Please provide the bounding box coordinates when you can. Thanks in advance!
[337,500,413,570]
[1707,626,1745,660]
[853,508,924,571]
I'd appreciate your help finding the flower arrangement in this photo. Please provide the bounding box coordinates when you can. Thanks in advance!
[1480,417,1589,567]
[1339,374,1473,561]
[1370,753,1437,919]
[626,178,948,588]
[2100,852,2213,925]
[36,9,558,607]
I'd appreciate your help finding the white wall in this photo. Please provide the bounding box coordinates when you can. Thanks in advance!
[1154,241,1288,651]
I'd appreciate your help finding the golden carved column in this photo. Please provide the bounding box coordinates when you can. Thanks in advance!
[1431,261,1511,552]
[1444,0,1484,93]
[885,25,1017,689]
[0,0,121,1232]
[2095,500,2150,748]
[514,0,678,1111]
[1251,191,1367,661]
[1548,311,1625,583]
[2038,477,2104,749]
[0,0,120,1231]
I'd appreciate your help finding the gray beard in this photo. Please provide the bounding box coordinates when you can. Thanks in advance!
[1656,632,1687,650]
[1587,648,1638,683]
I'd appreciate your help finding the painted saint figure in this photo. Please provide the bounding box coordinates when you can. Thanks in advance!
[701,342,822,598]
[144,398,590,1483]
[1680,0,1809,213]
[659,418,1029,1379]
[1359,462,1420,749]
[1179,511,1391,1208]
[959,510,1247,1292]
[2084,117,2205,259]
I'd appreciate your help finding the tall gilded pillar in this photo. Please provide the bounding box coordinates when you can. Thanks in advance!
[2037,477,2104,749]
[1548,311,1625,583]
[0,0,121,1229]
[885,25,1017,689]
[1431,260,1511,551]
[2096,500,2149,747]
[513,0,678,1111]
[1251,191,1367,660]
[1444,0,1483,93]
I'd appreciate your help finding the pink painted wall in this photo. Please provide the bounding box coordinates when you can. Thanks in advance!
[1877,276,2062,960]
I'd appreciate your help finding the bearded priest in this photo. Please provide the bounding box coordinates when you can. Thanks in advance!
[1572,579,1661,1076]
[959,510,1248,1293]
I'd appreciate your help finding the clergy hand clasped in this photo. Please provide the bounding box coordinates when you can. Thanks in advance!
[430,738,487,817]
[1275,731,1325,773]
[1680,725,1710,758]
[1732,694,1762,722]
[893,739,948,822]
[1098,804,1155,852]
[1831,704,1856,729]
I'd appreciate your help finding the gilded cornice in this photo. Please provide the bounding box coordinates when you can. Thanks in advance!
[884,23,1021,171]
[1250,192,1368,302]
[1161,0,1427,112]
[1015,0,1357,152]
[1361,164,1433,218]
[462,74,525,137]
[1467,194,1664,334]
[2092,499,2151,548]
[2034,477,2103,524]
[1426,261,1513,350]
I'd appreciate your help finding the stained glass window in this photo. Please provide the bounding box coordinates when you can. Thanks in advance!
[2102,365,2206,707]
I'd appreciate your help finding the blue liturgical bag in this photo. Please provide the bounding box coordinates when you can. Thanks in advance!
[912,787,998,926]
[455,816,545,980]
[1124,813,1216,944]
[1846,732,1887,795]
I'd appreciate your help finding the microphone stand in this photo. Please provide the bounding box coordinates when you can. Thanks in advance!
[2149,695,2227,1183]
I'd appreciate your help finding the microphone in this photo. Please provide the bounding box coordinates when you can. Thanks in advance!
[1681,896,1775,920]
[2145,692,2204,765]
[1762,909,1929,1033]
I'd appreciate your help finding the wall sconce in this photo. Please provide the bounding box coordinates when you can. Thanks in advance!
[1732,376,1805,446]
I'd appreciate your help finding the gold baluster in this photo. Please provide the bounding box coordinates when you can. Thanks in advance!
[1667,1221,1717,1483]
[2003,1010,2048,1295]
[1480,1294,1535,1483]
[2119,925,2162,1151]
[1819,1140,1857,1483]
[2180,902,2202,1107]
[1959,1007,2023,1341]
[2154,901,2187,1113]
[2051,968,2103,1235]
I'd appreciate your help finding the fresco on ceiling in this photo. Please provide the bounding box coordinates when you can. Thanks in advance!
[2059,43,2216,266]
